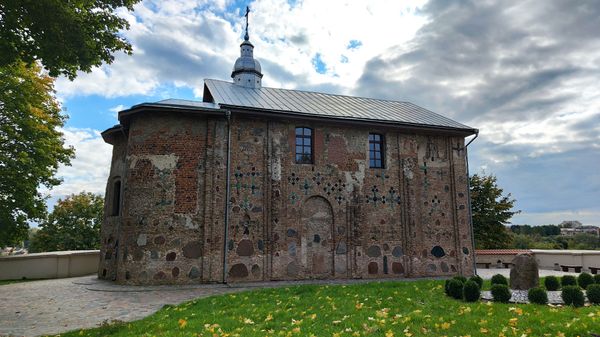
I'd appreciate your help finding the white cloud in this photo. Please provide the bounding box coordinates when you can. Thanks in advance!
[109,105,126,119]
[42,128,112,202]
[249,0,429,89]
[55,53,160,98]
[55,0,430,98]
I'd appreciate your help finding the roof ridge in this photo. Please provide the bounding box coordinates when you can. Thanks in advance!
[204,78,417,105]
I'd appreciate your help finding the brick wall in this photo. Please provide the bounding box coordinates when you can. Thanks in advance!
[100,112,475,284]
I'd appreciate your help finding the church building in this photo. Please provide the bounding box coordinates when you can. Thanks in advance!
[99,17,478,284]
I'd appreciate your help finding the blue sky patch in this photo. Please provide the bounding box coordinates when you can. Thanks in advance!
[287,0,301,9]
[62,85,198,131]
[312,53,327,74]
[347,40,363,50]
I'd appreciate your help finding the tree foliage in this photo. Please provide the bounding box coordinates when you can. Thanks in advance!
[29,192,103,252]
[510,224,561,236]
[568,233,600,250]
[0,0,140,79]
[510,231,598,250]
[470,173,519,249]
[0,61,74,247]
[1,0,138,246]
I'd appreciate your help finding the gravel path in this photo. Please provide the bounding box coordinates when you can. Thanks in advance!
[481,290,570,304]
[477,268,585,304]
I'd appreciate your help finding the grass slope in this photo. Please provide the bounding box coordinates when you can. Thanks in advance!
[56,280,600,337]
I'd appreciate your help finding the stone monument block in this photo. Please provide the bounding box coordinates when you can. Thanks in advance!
[509,253,539,290]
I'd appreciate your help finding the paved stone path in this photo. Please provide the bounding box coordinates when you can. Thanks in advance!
[0,268,581,337]
[0,275,247,337]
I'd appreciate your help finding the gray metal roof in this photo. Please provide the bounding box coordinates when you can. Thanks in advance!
[154,99,219,110]
[204,79,475,132]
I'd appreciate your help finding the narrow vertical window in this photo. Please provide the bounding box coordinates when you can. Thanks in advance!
[295,127,313,164]
[111,180,121,216]
[369,133,385,168]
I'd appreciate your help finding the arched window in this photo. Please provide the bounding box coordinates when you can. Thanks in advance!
[369,133,385,168]
[111,179,121,216]
[295,127,313,164]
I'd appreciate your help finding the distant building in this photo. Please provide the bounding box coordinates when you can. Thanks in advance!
[560,225,599,237]
[559,220,583,228]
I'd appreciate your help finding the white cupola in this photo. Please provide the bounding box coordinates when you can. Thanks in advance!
[231,7,263,88]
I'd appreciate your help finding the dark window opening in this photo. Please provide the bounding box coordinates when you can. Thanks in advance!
[111,180,121,216]
[369,133,385,168]
[295,127,313,164]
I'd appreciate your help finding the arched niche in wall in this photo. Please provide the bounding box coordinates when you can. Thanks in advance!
[111,177,122,216]
[300,196,334,277]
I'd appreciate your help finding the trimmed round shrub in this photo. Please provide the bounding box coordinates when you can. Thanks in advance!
[444,278,459,295]
[528,287,548,305]
[469,275,484,289]
[491,284,512,303]
[587,284,600,304]
[594,274,600,284]
[544,276,560,291]
[562,285,585,307]
[578,272,594,289]
[491,274,508,286]
[561,275,577,287]
[454,276,467,284]
[446,276,466,296]
[463,280,480,302]
[447,279,464,299]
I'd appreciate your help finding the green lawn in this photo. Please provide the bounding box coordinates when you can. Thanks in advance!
[55,280,599,337]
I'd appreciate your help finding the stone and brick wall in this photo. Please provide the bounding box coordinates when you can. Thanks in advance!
[99,111,475,284]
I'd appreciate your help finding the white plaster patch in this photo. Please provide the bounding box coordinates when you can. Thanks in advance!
[173,214,199,229]
[184,215,197,229]
[272,158,281,181]
[137,234,147,246]
[403,159,415,180]
[301,237,307,267]
[312,210,330,220]
[344,160,366,191]
[271,134,282,181]
[129,154,179,171]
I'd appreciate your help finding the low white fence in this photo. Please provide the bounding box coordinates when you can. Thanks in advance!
[531,249,600,271]
[0,250,99,280]
[475,249,600,273]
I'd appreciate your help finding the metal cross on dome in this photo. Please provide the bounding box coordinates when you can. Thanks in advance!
[244,6,250,41]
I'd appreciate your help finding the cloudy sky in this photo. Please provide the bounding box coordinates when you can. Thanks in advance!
[50,0,600,226]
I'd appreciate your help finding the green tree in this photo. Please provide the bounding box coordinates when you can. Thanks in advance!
[0,0,140,79]
[1,0,138,246]
[0,61,74,247]
[29,192,104,252]
[512,234,532,249]
[567,233,600,250]
[470,173,519,248]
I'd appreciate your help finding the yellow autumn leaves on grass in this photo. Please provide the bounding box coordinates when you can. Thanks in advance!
[118,281,600,337]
